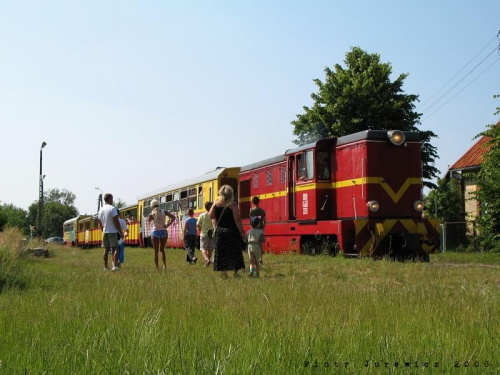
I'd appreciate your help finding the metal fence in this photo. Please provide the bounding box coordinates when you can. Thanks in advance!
[440,221,478,251]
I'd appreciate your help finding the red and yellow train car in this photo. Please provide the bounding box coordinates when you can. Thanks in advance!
[239,130,440,260]
[118,203,140,246]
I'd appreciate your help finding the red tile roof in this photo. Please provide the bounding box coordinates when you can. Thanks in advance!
[449,135,491,171]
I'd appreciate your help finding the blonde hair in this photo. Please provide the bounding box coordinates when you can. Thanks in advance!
[216,185,234,206]
[151,199,163,226]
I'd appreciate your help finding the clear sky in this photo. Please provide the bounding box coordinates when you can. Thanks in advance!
[1,0,499,216]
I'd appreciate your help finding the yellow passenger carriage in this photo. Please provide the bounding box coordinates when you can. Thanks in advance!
[137,167,240,248]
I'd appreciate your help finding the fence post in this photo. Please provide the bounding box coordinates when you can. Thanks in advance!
[440,223,446,252]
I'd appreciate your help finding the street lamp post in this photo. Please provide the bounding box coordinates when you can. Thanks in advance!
[95,187,103,214]
[38,141,47,238]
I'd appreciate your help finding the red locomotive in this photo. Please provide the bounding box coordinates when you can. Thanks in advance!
[239,130,440,260]
[67,129,440,260]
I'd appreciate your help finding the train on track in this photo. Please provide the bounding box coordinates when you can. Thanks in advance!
[63,129,440,260]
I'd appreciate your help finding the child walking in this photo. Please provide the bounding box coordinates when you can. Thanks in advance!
[183,208,198,264]
[246,216,265,278]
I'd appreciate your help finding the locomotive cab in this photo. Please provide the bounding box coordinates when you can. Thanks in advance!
[335,130,436,260]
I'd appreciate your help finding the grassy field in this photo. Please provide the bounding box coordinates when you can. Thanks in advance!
[1,233,499,374]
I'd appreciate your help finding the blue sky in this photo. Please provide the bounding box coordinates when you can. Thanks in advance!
[1,1,499,215]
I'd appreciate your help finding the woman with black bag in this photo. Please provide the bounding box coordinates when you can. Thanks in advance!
[209,185,245,278]
[197,201,215,267]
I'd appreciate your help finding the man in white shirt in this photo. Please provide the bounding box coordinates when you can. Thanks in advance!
[98,193,124,271]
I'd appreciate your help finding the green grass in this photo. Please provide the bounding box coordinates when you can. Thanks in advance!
[0,241,499,374]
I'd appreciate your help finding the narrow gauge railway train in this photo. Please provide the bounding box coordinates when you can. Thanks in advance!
[64,129,440,260]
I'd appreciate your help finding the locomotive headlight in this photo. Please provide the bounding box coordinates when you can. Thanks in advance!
[367,200,380,213]
[413,200,424,212]
[388,130,405,146]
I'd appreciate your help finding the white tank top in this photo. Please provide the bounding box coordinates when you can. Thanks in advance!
[151,208,166,231]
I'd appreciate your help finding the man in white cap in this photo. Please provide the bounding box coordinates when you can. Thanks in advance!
[98,193,124,271]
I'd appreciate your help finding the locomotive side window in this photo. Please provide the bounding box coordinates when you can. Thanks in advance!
[266,170,273,186]
[316,151,330,180]
[253,173,259,188]
[297,150,314,180]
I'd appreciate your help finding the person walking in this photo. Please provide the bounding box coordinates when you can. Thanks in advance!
[117,209,128,267]
[246,217,265,278]
[197,201,215,267]
[183,208,198,264]
[98,193,124,271]
[147,199,176,270]
[249,196,266,264]
[209,185,245,278]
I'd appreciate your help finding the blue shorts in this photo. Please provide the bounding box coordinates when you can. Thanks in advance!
[152,230,168,239]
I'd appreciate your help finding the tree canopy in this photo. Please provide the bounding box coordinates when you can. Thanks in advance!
[425,178,463,223]
[474,95,500,251]
[27,188,78,238]
[292,46,439,188]
[0,203,28,234]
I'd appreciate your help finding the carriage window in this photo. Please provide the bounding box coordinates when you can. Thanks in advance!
[266,170,273,186]
[198,186,203,209]
[316,151,330,180]
[297,150,314,180]
[281,167,286,184]
[188,187,197,209]
[173,192,180,211]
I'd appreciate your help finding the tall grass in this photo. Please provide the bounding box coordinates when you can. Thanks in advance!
[0,227,30,292]
[0,240,499,374]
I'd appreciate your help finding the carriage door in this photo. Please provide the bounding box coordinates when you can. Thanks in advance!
[288,156,296,220]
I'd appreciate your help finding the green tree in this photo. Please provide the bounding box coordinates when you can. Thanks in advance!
[475,95,500,251]
[0,206,7,231]
[425,178,463,222]
[46,189,76,206]
[0,203,29,234]
[27,188,79,238]
[292,46,439,188]
[115,199,126,210]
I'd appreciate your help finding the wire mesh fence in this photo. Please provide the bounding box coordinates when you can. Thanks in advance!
[440,221,479,252]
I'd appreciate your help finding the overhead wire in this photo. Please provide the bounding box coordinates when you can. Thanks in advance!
[417,35,497,110]
[420,44,499,114]
[419,31,500,118]
[423,55,500,121]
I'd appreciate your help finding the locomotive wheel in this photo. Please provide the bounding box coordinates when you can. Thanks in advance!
[330,242,340,257]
